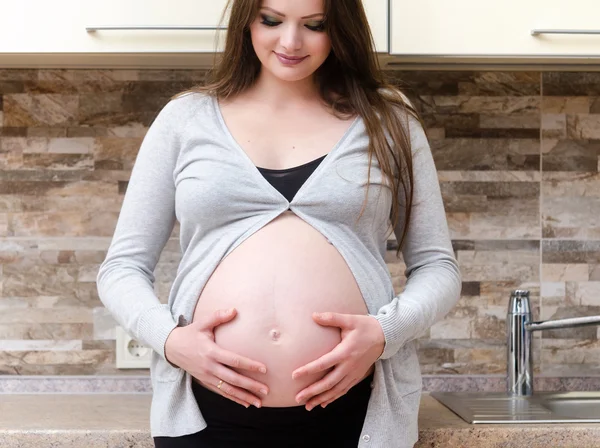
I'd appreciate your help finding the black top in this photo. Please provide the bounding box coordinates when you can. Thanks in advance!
[256,154,327,203]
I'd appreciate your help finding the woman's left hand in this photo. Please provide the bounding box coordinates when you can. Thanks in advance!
[291,312,385,411]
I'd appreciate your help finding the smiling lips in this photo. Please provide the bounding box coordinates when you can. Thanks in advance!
[274,52,308,65]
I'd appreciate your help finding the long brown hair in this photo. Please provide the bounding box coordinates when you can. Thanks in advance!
[172,0,425,256]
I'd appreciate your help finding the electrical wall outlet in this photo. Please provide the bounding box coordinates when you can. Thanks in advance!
[115,325,152,369]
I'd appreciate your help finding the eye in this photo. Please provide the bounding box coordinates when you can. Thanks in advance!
[260,14,281,27]
[305,21,325,32]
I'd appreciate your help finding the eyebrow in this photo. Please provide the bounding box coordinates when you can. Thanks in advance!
[261,6,324,19]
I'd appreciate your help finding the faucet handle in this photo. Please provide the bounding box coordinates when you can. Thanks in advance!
[508,289,531,315]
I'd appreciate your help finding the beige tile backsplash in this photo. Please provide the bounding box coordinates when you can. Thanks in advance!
[0,69,599,377]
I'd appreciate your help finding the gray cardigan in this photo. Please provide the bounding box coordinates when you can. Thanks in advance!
[96,92,461,448]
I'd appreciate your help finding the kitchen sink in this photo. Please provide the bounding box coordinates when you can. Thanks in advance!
[431,290,600,424]
[538,392,600,419]
[430,391,600,424]
[432,290,600,425]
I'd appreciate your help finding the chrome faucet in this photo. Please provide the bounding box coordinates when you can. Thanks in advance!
[507,289,600,396]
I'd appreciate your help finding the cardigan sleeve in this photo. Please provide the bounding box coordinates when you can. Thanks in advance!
[371,111,462,360]
[96,98,183,363]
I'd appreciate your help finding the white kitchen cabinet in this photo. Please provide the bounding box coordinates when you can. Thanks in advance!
[390,0,600,58]
[0,0,228,54]
[364,0,389,53]
[0,0,387,68]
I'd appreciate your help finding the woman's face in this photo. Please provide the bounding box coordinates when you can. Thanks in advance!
[249,0,331,83]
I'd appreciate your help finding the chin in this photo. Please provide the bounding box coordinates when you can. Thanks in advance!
[268,65,316,83]
[274,71,313,83]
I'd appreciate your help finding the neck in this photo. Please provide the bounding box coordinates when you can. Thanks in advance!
[248,68,321,110]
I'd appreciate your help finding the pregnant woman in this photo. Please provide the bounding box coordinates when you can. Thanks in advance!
[96,0,462,447]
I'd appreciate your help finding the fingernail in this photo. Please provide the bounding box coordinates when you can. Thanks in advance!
[254,401,261,408]
[259,367,267,374]
[260,389,268,395]
[306,405,313,411]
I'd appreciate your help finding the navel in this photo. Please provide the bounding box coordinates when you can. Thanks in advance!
[269,328,281,341]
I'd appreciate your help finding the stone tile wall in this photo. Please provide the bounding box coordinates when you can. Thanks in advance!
[0,69,598,377]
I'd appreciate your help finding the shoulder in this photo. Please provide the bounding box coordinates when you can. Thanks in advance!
[156,90,213,122]
[164,90,212,115]
[377,86,415,110]
[376,87,428,146]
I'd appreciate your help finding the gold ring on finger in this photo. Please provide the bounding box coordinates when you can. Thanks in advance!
[217,380,224,389]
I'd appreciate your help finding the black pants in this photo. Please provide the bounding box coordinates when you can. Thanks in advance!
[154,372,374,448]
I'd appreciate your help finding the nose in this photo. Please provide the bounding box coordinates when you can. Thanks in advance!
[280,24,302,52]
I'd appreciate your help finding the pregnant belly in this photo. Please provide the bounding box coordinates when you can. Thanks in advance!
[191,212,372,407]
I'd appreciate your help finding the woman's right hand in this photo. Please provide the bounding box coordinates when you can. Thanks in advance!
[164,308,269,408]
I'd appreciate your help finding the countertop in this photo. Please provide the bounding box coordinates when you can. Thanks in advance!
[1,392,599,447]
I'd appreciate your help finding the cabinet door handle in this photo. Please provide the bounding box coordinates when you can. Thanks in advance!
[86,26,227,32]
[531,29,600,36]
